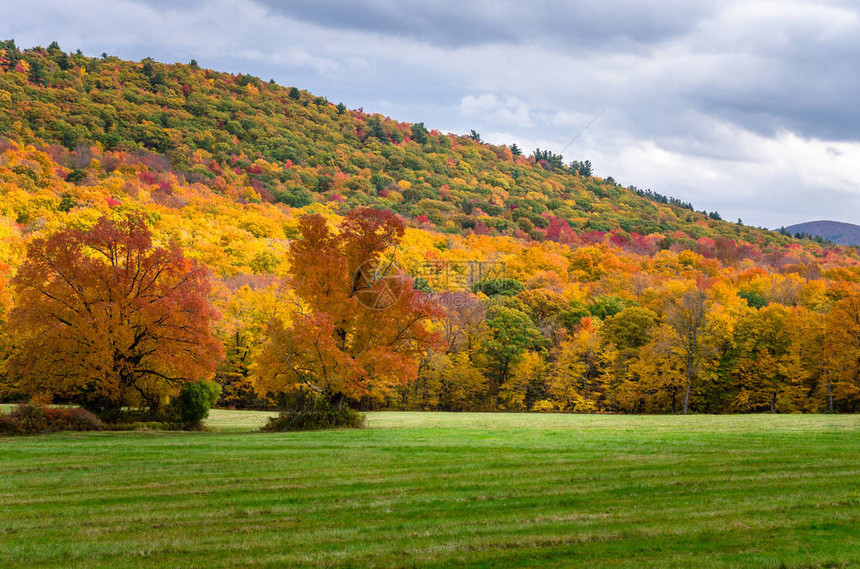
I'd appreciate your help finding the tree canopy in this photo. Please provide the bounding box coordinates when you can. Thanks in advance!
[7,215,222,411]
[254,208,442,404]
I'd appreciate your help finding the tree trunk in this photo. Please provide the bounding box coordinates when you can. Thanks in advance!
[490,361,508,404]
[330,391,346,410]
[683,364,692,415]
[826,372,834,413]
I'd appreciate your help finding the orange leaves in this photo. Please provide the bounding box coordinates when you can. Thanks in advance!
[256,208,442,402]
[7,215,222,411]
[823,293,860,410]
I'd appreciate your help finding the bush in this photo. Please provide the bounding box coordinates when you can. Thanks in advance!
[9,404,47,434]
[261,397,366,432]
[168,380,222,427]
[103,421,179,431]
[0,404,103,436]
[43,407,104,431]
[0,414,20,435]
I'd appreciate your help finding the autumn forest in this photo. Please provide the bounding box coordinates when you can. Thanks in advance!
[3,40,860,421]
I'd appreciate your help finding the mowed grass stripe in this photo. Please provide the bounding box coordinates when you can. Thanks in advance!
[2,412,860,568]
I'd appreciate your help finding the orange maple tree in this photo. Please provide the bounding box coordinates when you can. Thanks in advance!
[255,208,442,405]
[7,215,222,412]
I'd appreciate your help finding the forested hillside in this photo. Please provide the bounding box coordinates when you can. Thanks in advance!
[2,41,860,415]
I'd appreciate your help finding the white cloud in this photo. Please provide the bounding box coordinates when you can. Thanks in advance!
[458,95,533,128]
[600,122,860,227]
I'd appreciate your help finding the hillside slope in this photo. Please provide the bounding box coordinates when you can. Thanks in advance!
[0,40,808,249]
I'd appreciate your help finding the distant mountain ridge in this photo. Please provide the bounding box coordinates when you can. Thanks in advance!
[783,220,860,246]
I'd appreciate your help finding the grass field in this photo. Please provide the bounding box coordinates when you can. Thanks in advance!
[2,411,860,568]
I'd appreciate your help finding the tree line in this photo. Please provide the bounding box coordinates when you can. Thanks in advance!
[4,210,860,420]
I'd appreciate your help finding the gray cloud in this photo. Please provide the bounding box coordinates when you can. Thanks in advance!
[254,0,714,49]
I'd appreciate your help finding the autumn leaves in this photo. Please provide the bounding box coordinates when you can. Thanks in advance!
[1,209,442,415]
[4,208,860,417]
[255,208,441,403]
[7,215,221,412]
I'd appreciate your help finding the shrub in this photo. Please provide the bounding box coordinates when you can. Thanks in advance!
[0,414,23,436]
[103,421,178,431]
[168,380,222,427]
[10,404,48,434]
[0,404,103,436]
[261,397,366,432]
[42,407,104,431]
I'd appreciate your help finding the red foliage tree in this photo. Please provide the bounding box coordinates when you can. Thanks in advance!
[8,215,222,412]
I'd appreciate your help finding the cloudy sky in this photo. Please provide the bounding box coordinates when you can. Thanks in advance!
[5,0,860,228]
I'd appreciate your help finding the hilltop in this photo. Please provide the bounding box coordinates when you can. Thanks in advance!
[784,220,860,246]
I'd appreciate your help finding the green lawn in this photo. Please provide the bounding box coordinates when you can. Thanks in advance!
[2,411,860,568]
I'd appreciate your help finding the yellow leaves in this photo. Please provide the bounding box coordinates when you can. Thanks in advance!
[501,351,544,410]
[656,206,679,223]
[302,202,338,219]
[727,303,816,412]
[401,227,442,251]
[415,352,488,410]
[214,281,289,372]
[238,209,284,239]
[531,399,560,412]
[568,245,608,282]
[622,341,685,412]
[0,216,23,267]
[799,279,830,312]
[525,190,550,203]
[823,294,860,406]
[384,190,403,203]
[544,326,617,412]
[677,249,699,267]
[240,186,261,203]
[768,273,805,306]
[504,243,568,284]
[658,278,697,298]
